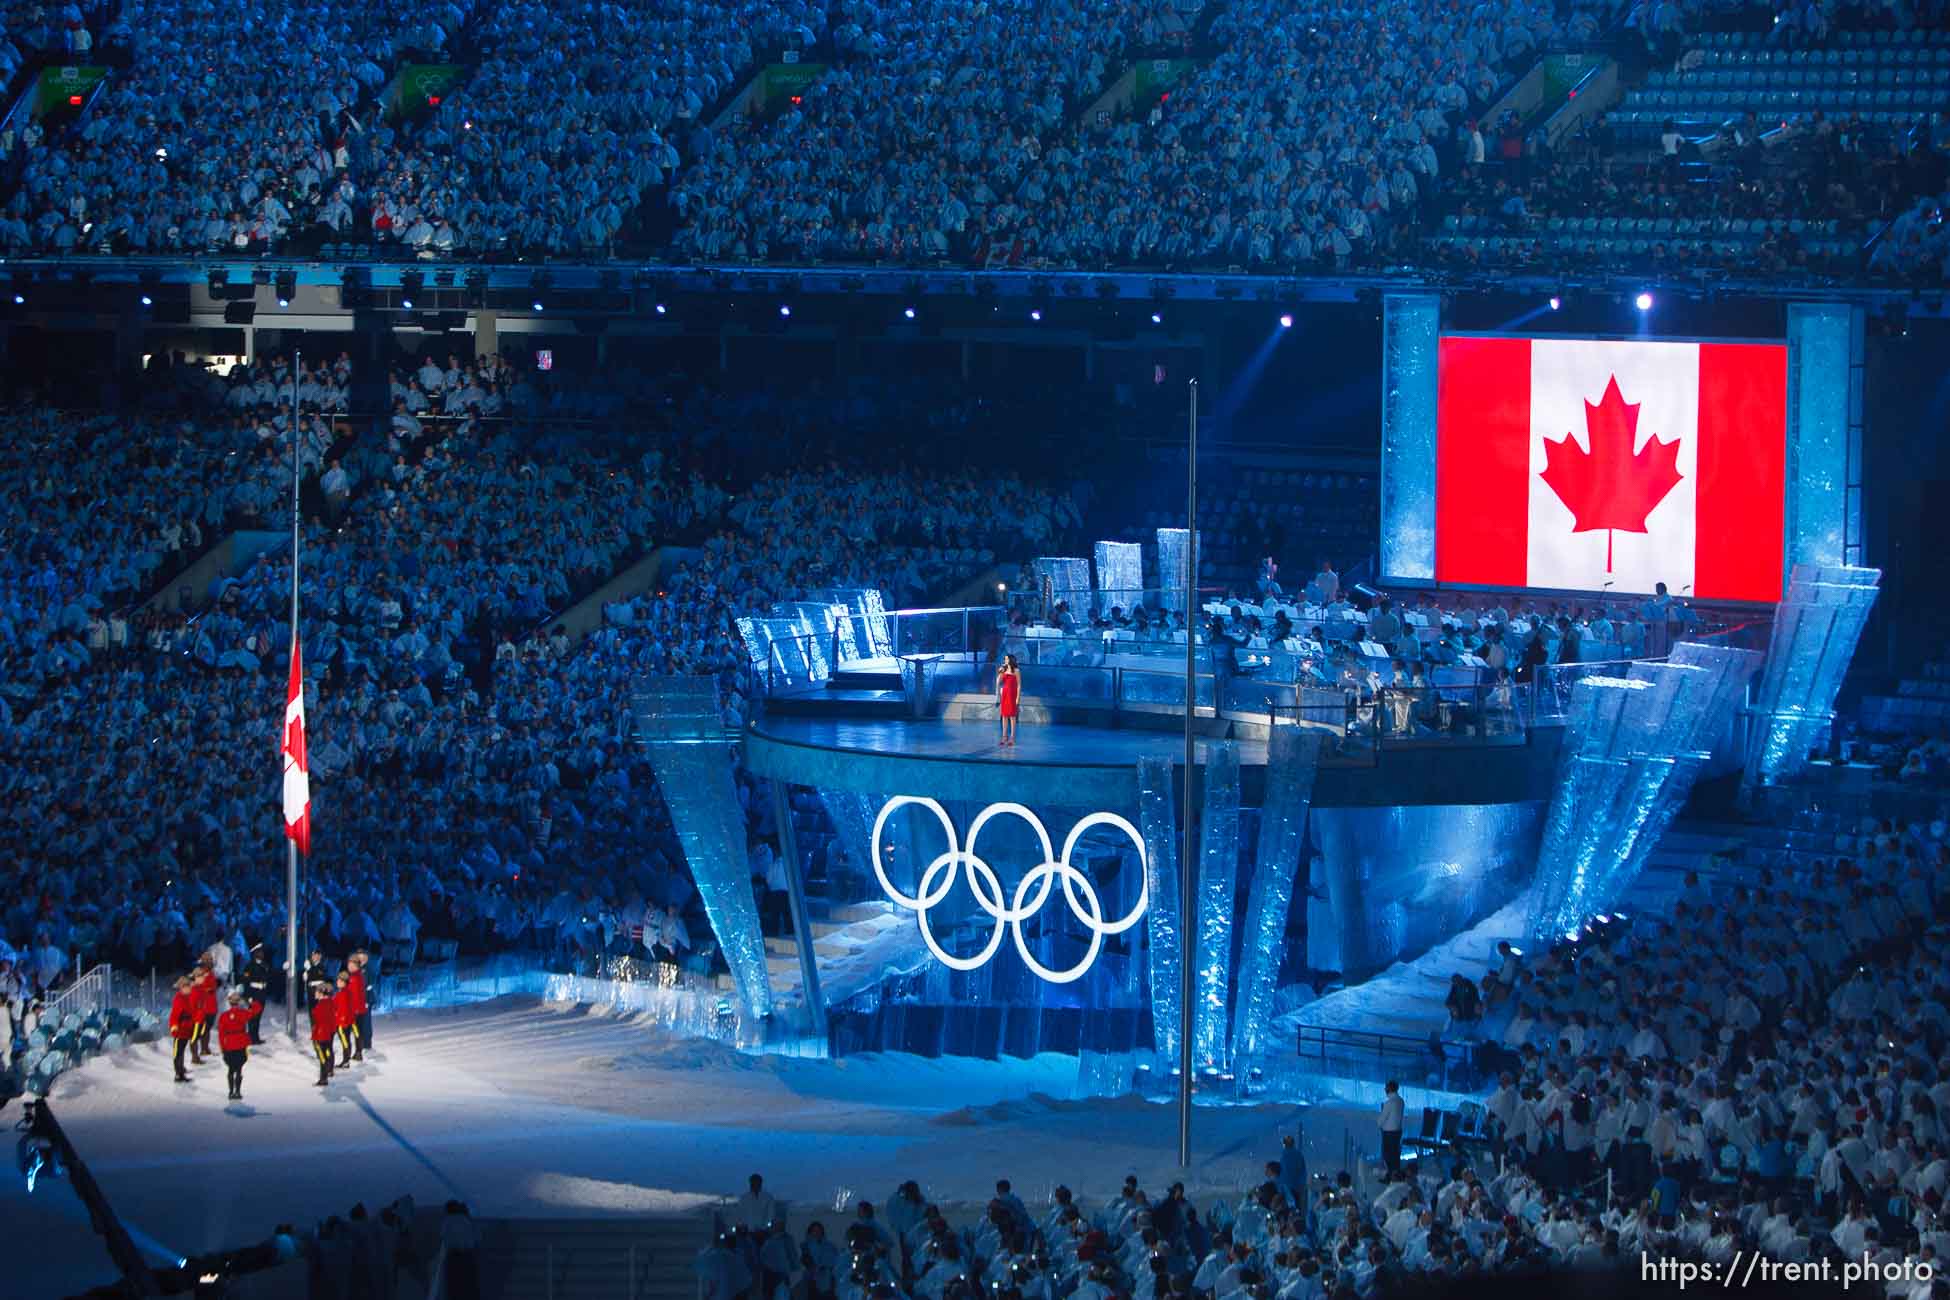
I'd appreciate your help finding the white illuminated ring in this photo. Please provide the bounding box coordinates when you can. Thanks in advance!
[871,797,1147,984]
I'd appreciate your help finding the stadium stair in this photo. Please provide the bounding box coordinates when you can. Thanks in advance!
[542,545,693,644]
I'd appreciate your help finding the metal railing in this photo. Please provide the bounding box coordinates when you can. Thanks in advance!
[43,962,113,1021]
[1279,684,1534,748]
[886,605,1008,659]
[1294,1024,1494,1093]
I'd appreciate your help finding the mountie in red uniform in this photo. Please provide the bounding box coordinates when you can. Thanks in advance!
[346,961,371,1060]
[168,981,197,1082]
[191,970,219,1054]
[217,1002,259,1052]
[216,999,261,1100]
[308,986,338,1087]
[332,981,356,1068]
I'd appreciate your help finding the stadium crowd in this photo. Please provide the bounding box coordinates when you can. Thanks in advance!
[363,0,827,256]
[1,0,425,254]
[0,0,1933,280]
[0,361,1081,1006]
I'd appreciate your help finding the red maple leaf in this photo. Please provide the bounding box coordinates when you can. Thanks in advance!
[1538,374,1683,573]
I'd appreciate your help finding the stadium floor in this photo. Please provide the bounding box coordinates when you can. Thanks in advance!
[10,997,1344,1297]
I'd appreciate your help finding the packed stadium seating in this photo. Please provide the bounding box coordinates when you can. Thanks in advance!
[0,0,1938,280]
[0,365,1084,998]
[1427,24,1950,278]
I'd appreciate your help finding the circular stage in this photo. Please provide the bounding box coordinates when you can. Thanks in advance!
[743,713,1565,808]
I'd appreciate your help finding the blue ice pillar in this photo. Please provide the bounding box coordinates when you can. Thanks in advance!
[1156,529,1200,613]
[1527,751,1678,945]
[1230,729,1322,1070]
[1192,741,1240,1074]
[1525,675,1651,944]
[1137,756,1183,1060]
[817,789,882,888]
[1745,564,1881,789]
[1519,661,1748,944]
[1596,644,1762,904]
[1379,293,1439,583]
[1094,541,1144,618]
[632,677,772,1019]
[1034,557,1093,617]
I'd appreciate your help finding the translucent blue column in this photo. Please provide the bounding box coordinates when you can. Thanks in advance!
[1033,557,1092,615]
[1137,756,1183,1060]
[1230,729,1322,1069]
[1786,304,1856,570]
[1193,741,1240,1074]
[817,789,881,889]
[1380,294,1439,583]
[1522,646,1758,942]
[633,678,772,1019]
[1745,564,1881,788]
[1156,529,1200,613]
[1094,541,1144,617]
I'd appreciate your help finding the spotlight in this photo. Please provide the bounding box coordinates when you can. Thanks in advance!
[1278,314,1293,329]
[1150,312,1163,325]
[400,270,424,309]
[903,306,916,320]
[139,294,152,307]
[274,269,296,307]
[1030,309,1042,321]
[654,302,667,315]
[779,304,791,317]
[531,300,544,312]
[1548,296,1561,311]
[11,293,22,305]
[1634,291,1654,311]
[401,297,414,309]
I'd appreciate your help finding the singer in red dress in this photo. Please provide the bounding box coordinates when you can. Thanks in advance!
[997,653,1021,747]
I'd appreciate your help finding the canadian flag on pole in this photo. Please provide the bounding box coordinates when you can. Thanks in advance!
[1435,336,1787,602]
[282,640,311,856]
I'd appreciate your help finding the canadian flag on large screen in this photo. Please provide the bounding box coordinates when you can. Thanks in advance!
[1435,335,1786,603]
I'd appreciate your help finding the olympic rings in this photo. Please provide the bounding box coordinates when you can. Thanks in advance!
[870,796,1147,984]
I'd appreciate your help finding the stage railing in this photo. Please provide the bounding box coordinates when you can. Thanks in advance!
[1285,684,1534,746]
[886,605,1008,659]
[1294,1024,1496,1093]
[1535,656,1656,722]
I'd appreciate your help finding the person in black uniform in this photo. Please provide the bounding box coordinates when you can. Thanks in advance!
[238,943,272,1044]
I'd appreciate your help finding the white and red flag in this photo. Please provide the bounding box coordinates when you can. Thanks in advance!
[282,640,310,856]
[1435,336,1786,602]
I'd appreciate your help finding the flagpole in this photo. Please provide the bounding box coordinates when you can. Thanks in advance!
[1179,377,1197,1169]
[286,351,302,1041]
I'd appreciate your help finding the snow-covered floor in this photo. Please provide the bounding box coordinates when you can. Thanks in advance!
[9,997,1366,1300]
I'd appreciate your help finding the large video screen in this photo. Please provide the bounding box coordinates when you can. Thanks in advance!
[1434,335,1787,602]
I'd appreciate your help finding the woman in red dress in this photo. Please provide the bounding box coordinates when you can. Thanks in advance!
[997,653,1022,747]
